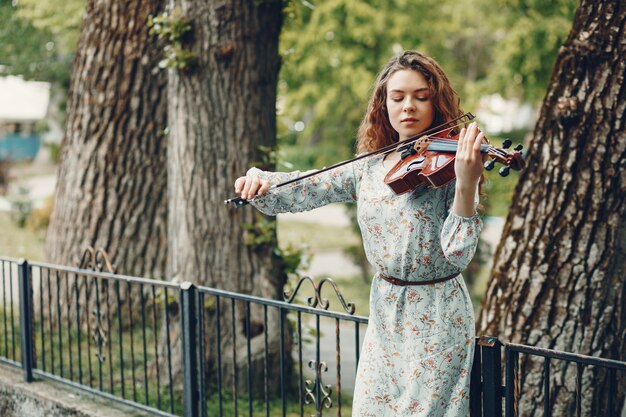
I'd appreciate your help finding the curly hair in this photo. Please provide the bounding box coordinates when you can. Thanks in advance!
[356,51,463,154]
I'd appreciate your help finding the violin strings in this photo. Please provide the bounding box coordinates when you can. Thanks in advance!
[251,113,476,192]
[378,113,474,155]
[427,139,493,153]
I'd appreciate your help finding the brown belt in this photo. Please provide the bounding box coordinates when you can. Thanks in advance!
[380,272,459,286]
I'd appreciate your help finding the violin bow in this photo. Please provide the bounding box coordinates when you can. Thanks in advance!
[225,112,476,207]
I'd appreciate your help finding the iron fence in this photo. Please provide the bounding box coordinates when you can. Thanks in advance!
[0,255,624,417]
[470,336,626,417]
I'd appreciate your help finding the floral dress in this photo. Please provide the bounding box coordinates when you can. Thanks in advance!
[247,153,482,417]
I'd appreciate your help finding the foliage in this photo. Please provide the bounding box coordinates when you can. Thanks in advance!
[148,9,196,71]
[243,214,311,276]
[0,0,84,148]
[276,243,311,275]
[482,0,578,102]
[26,195,54,232]
[8,186,32,228]
[279,0,417,167]
[278,0,492,168]
[0,161,10,195]
[13,0,84,54]
[46,142,61,163]
[0,0,75,84]
[255,145,295,171]
[277,0,577,170]
[242,215,277,246]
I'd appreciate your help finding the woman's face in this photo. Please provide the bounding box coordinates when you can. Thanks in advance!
[385,69,435,141]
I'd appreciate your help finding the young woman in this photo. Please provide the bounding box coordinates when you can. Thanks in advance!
[234,50,485,416]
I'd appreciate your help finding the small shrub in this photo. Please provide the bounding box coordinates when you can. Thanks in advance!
[0,161,10,195]
[9,186,32,228]
[26,195,54,232]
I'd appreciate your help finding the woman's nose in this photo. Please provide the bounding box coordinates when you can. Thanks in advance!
[403,98,415,111]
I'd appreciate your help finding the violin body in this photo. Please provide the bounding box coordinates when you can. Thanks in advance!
[384,151,456,194]
[384,128,459,195]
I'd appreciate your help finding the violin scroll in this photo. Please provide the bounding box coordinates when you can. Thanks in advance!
[484,139,526,177]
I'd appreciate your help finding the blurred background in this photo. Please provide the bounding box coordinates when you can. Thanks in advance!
[0,0,578,311]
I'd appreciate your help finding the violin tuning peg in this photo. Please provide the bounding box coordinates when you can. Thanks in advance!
[499,166,511,177]
[514,144,524,152]
[484,159,496,171]
[502,138,512,149]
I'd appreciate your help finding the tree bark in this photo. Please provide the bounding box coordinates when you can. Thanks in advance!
[46,0,168,279]
[165,0,287,392]
[478,1,626,415]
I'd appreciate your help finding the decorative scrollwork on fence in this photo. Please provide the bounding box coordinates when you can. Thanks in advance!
[78,246,116,273]
[79,247,115,364]
[283,275,356,315]
[91,309,108,363]
[304,360,333,416]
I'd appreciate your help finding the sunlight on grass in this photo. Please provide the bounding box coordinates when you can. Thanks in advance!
[277,219,360,253]
[0,212,45,260]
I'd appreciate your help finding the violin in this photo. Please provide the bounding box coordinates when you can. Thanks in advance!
[384,126,526,195]
[225,113,526,207]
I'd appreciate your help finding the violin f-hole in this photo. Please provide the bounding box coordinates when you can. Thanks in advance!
[405,157,426,172]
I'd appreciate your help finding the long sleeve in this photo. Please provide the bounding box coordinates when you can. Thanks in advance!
[246,161,361,216]
[439,182,483,271]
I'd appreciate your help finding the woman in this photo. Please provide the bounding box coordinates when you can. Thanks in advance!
[234,51,484,416]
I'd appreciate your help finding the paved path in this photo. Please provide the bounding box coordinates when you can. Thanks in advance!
[0,173,56,212]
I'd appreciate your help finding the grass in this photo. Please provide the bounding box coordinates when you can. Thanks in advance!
[0,211,45,260]
[0,301,357,417]
[277,219,360,252]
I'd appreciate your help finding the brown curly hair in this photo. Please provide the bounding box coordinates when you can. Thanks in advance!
[356,51,463,154]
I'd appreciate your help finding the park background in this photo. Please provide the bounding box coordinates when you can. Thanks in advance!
[0,0,573,311]
[0,0,624,415]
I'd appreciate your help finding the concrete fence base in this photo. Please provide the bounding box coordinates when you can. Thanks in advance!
[0,364,144,417]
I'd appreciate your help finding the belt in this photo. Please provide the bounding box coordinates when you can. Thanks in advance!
[380,272,459,286]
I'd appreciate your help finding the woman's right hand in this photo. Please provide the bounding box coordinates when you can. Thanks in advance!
[234,175,271,201]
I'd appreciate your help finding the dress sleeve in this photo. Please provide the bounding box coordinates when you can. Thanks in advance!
[439,182,483,271]
[245,161,360,216]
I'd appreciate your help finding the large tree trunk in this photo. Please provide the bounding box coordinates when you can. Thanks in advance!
[165,0,288,393]
[46,0,168,278]
[42,1,168,386]
[478,1,626,415]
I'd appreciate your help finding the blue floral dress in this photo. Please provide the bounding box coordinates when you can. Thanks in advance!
[247,153,482,416]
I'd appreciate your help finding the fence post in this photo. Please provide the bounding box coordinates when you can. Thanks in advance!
[479,336,503,417]
[18,259,34,382]
[470,338,483,416]
[181,281,199,417]
[504,345,519,417]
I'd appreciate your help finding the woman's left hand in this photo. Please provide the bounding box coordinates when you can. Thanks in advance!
[451,121,484,217]
[454,121,485,190]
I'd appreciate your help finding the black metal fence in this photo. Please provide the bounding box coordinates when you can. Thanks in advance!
[0,255,624,417]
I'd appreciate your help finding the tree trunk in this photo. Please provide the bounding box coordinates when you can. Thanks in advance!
[478,1,626,415]
[46,0,168,279]
[41,1,168,383]
[165,0,288,393]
